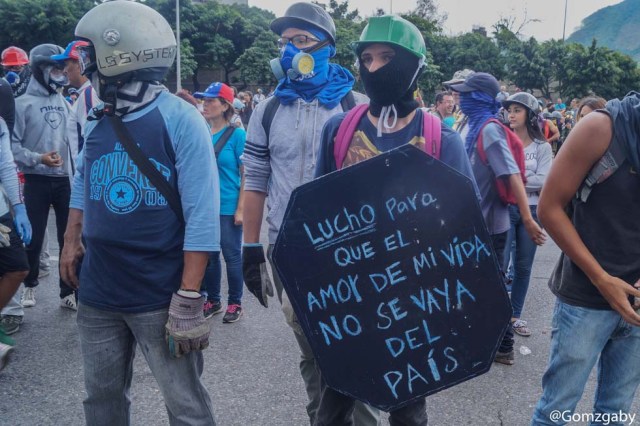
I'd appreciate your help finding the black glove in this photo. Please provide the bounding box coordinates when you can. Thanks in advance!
[242,244,274,308]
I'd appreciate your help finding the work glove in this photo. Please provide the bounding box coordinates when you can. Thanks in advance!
[0,223,11,247]
[165,290,210,359]
[12,204,31,245]
[242,244,274,308]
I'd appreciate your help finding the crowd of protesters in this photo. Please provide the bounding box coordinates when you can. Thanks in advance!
[1,1,639,425]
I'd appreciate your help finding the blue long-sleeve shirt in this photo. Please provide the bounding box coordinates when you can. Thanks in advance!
[71,91,220,312]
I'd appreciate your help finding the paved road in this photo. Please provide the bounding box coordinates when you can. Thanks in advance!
[1,215,638,425]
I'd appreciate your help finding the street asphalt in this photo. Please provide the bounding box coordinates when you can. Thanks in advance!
[0,215,638,426]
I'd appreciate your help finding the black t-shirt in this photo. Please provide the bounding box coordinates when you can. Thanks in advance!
[549,158,640,309]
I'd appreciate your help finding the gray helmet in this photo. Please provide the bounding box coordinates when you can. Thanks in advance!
[30,44,65,94]
[502,92,540,113]
[270,2,336,45]
[75,0,176,82]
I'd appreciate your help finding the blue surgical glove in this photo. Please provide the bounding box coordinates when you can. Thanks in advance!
[13,204,31,245]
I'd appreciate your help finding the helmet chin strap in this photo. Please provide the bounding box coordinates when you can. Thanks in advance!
[102,84,119,116]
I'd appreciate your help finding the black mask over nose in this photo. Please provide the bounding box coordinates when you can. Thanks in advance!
[359,46,422,118]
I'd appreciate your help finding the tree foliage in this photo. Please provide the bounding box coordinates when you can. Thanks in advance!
[0,0,637,101]
[0,0,95,50]
[413,0,447,27]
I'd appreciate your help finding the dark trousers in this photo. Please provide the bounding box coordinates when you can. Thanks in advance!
[490,231,514,353]
[314,379,428,426]
[23,174,73,298]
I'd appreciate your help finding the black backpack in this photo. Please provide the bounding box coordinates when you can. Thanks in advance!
[577,109,627,203]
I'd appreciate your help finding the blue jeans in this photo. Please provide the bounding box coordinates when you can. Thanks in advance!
[531,300,640,425]
[491,231,514,353]
[504,204,539,318]
[77,304,216,426]
[201,215,243,305]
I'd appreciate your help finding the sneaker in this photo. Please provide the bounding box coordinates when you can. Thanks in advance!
[512,319,532,337]
[60,294,78,311]
[0,315,23,335]
[21,287,35,307]
[494,350,515,366]
[0,328,15,372]
[223,304,243,323]
[203,300,223,319]
[38,267,51,279]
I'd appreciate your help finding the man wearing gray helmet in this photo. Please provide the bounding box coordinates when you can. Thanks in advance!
[60,1,219,424]
[11,44,73,311]
[241,2,378,424]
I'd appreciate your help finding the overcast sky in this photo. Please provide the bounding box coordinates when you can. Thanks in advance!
[249,0,623,41]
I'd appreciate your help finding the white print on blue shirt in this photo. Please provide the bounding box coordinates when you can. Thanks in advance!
[89,141,170,214]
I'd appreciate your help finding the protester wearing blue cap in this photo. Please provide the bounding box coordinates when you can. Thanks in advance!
[194,82,246,324]
[450,72,546,365]
[52,40,99,191]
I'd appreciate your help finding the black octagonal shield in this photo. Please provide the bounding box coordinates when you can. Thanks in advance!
[272,144,511,412]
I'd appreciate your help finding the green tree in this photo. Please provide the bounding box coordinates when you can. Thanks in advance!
[413,0,447,27]
[234,32,278,89]
[448,32,505,80]
[608,50,640,98]
[324,0,359,21]
[176,38,198,80]
[503,37,546,94]
[402,14,444,102]
[0,0,94,50]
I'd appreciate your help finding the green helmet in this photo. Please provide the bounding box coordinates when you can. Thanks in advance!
[352,15,426,61]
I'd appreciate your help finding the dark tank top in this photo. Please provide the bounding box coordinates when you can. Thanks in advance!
[549,154,640,309]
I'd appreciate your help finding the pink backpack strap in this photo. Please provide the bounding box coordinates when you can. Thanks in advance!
[334,104,370,169]
[422,111,442,159]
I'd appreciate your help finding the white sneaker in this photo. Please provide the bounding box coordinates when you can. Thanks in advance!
[0,342,13,371]
[38,267,51,279]
[60,294,78,311]
[21,287,35,307]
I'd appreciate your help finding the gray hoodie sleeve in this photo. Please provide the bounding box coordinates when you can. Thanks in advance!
[0,119,21,206]
[241,99,271,194]
[11,104,42,168]
[525,141,553,192]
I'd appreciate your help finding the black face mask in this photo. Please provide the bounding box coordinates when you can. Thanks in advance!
[359,47,421,118]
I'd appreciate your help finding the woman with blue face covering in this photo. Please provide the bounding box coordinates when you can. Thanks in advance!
[450,73,546,365]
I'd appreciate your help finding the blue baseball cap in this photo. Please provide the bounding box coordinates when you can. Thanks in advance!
[193,82,234,104]
[449,72,500,98]
[51,40,89,62]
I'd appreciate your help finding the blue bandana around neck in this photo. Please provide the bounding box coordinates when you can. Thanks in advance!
[460,91,501,156]
[273,25,354,108]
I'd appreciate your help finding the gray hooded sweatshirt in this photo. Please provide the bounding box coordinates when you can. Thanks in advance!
[12,77,70,176]
[242,94,367,244]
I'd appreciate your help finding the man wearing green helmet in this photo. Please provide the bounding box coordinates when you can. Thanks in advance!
[314,15,478,425]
